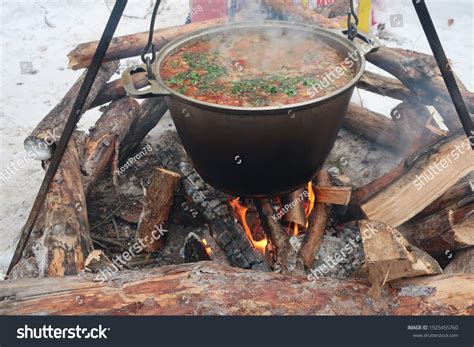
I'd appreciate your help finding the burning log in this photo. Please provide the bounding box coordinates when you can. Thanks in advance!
[135,168,181,253]
[359,220,442,299]
[280,188,306,229]
[400,201,474,257]
[67,18,228,70]
[0,262,471,315]
[444,247,474,274]
[24,61,119,161]
[183,233,212,263]
[34,137,93,276]
[154,131,269,271]
[343,103,401,151]
[82,97,140,193]
[357,135,474,227]
[300,171,332,268]
[255,199,303,275]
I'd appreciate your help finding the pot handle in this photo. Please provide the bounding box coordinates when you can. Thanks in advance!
[345,30,381,55]
[122,64,171,99]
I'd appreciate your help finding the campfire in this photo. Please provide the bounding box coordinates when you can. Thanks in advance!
[1,0,472,317]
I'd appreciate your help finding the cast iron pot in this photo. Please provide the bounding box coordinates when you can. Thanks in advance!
[122,21,379,197]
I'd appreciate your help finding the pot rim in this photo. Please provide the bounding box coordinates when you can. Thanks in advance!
[153,20,366,113]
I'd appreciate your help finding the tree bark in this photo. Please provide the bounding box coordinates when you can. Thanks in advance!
[0,262,471,315]
[34,137,93,277]
[24,61,119,160]
[67,18,229,70]
[300,171,332,268]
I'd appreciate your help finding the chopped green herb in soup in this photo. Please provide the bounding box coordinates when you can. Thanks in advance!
[161,30,356,107]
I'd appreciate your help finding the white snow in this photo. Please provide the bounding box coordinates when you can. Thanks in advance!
[0,0,472,272]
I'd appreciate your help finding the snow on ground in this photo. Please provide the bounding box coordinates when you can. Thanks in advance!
[0,0,472,272]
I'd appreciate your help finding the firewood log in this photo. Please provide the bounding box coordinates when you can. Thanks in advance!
[356,135,474,227]
[314,186,351,205]
[280,188,306,228]
[82,97,141,193]
[34,136,93,276]
[444,247,474,274]
[343,103,401,151]
[357,71,416,102]
[359,220,442,299]
[67,18,228,70]
[300,171,332,268]
[135,168,181,253]
[0,262,471,315]
[400,201,474,257]
[255,199,304,275]
[24,61,119,161]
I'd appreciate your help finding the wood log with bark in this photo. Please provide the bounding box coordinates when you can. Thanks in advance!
[444,247,474,274]
[0,262,471,315]
[24,61,119,160]
[67,18,229,70]
[34,136,93,277]
[300,171,332,268]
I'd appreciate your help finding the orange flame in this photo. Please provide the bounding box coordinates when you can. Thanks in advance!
[294,182,316,236]
[229,198,268,254]
[201,238,212,257]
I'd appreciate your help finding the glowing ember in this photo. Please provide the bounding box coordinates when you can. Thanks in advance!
[201,238,212,257]
[229,198,268,254]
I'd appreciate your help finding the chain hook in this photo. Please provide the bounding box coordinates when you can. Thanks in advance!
[346,0,359,41]
[141,0,162,79]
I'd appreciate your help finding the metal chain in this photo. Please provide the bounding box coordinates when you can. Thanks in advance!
[141,0,162,79]
[346,0,359,41]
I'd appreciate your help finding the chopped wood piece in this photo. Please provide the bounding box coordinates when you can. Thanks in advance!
[315,186,351,205]
[135,168,181,253]
[255,199,303,275]
[0,262,471,315]
[359,220,442,299]
[67,18,228,70]
[82,97,140,193]
[300,171,332,268]
[280,188,306,228]
[444,247,474,274]
[35,137,93,276]
[24,61,119,160]
[400,201,474,257]
[359,135,474,226]
[83,250,113,274]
